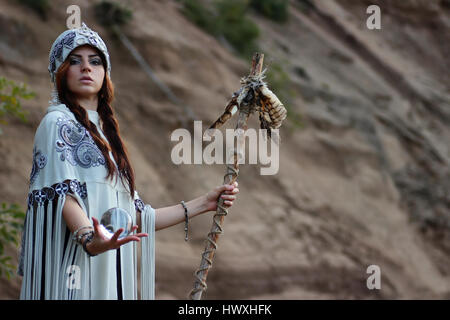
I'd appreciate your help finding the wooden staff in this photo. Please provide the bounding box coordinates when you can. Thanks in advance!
[189,53,265,300]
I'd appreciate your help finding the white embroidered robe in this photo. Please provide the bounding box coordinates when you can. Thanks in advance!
[18,104,155,300]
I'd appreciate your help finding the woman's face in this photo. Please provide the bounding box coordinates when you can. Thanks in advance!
[66,45,105,100]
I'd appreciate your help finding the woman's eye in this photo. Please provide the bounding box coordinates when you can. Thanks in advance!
[90,59,102,66]
[69,58,80,65]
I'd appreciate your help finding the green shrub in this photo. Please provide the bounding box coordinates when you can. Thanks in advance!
[0,77,33,134]
[94,1,133,27]
[0,203,25,279]
[17,0,50,20]
[250,0,289,23]
[0,77,31,278]
[180,0,219,36]
[295,0,316,13]
[180,0,260,57]
[215,0,259,57]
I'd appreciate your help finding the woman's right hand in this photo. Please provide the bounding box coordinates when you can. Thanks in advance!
[86,217,148,255]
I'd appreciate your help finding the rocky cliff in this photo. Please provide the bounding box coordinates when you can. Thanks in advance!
[0,0,449,299]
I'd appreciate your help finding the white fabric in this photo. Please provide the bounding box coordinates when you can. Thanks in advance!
[19,104,155,300]
[140,204,155,300]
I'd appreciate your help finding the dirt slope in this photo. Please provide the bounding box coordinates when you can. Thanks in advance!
[0,0,449,299]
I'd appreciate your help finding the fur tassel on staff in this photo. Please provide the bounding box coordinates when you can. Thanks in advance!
[208,70,287,141]
[189,53,287,300]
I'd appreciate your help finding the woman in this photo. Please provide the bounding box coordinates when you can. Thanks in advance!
[18,23,239,300]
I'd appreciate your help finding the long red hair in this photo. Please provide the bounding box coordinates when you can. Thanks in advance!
[55,51,136,197]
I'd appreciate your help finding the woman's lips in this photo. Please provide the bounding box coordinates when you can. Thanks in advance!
[80,79,93,84]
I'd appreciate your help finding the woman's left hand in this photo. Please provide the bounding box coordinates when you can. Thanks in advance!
[204,181,239,212]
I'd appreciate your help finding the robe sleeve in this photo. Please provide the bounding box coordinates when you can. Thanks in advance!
[133,192,155,300]
[18,110,91,300]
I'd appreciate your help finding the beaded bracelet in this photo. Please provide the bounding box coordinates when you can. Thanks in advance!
[82,231,97,257]
[76,230,94,245]
[72,226,93,243]
[180,200,189,241]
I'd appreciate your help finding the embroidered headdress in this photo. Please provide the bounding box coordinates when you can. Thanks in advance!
[48,23,111,105]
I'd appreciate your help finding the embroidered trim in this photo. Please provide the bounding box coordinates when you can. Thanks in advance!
[29,147,47,185]
[55,116,106,168]
[134,199,145,213]
[28,179,87,207]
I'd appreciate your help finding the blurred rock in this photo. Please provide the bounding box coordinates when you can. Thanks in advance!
[0,0,448,299]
